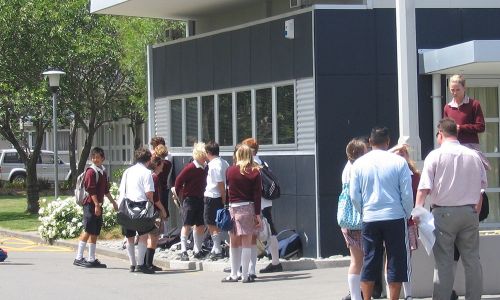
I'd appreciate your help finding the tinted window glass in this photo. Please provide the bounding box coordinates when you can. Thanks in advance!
[201,95,215,143]
[277,85,295,144]
[170,99,182,147]
[218,93,233,146]
[185,97,198,147]
[256,88,272,145]
[3,152,22,163]
[237,91,252,142]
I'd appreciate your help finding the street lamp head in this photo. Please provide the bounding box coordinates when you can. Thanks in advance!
[42,69,66,88]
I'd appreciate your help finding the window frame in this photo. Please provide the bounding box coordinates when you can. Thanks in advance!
[166,80,296,151]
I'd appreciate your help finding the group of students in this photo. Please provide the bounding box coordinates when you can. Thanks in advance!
[72,136,283,279]
[340,74,488,300]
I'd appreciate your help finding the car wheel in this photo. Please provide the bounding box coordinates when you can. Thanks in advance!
[11,174,26,184]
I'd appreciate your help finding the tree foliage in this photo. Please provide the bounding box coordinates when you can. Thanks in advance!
[0,0,184,213]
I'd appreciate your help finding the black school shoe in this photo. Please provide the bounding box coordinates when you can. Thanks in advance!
[85,259,107,268]
[259,263,283,273]
[180,251,189,261]
[193,251,206,259]
[450,290,458,300]
[73,258,87,267]
[137,265,155,274]
[208,252,224,261]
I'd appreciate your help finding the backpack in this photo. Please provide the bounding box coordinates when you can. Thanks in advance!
[74,166,99,206]
[0,248,7,262]
[260,161,281,200]
[215,207,233,231]
[275,229,302,259]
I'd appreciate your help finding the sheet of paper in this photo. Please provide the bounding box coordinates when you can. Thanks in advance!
[412,206,435,255]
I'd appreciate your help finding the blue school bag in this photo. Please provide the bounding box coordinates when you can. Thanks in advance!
[0,248,7,262]
[215,207,233,231]
[337,182,362,230]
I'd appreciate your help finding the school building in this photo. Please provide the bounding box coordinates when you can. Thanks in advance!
[90,0,500,262]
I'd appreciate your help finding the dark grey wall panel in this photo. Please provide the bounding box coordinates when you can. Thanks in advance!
[374,9,397,74]
[315,10,376,76]
[294,13,314,78]
[250,23,271,83]
[231,28,251,87]
[461,9,500,40]
[152,12,313,98]
[152,47,167,97]
[181,41,197,93]
[270,19,294,82]
[213,34,232,90]
[196,38,214,92]
[415,9,462,49]
[295,195,317,257]
[165,44,182,96]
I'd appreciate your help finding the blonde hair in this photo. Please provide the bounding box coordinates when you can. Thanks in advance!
[234,144,260,174]
[449,74,465,87]
[154,144,168,159]
[192,142,206,161]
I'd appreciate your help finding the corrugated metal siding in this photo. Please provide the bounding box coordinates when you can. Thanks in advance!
[296,78,316,151]
[154,98,170,145]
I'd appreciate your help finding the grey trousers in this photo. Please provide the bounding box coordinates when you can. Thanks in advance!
[432,206,482,300]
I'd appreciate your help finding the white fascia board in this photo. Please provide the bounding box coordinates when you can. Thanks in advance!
[90,0,128,14]
[374,0,500,9]
[421,40,500,74]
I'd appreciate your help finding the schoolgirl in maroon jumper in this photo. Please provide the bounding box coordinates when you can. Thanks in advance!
[222,144,262,283]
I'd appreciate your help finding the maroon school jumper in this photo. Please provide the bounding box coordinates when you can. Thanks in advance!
[174,162,207,199]
[443,98,485,144]
[226,165,262,215]
[83,167,109,204]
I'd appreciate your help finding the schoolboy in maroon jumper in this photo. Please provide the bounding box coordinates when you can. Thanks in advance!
[174,142,207,261]
[73,147,117,268]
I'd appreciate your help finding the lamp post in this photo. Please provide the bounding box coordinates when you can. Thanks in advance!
[43,69,65,200]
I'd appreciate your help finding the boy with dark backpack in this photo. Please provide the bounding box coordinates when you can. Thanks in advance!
[73,147,117,268]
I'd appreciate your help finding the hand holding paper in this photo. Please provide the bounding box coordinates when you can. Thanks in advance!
[411,206,435,255]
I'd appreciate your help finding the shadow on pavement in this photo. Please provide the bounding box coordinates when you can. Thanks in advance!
[255,272,312,282]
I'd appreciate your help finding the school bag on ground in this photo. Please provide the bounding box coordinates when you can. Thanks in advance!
[273,229,302,260]
[260,160,281,200]
[74,166,99,206]
[0,248,7,262]
[157,227,181,249]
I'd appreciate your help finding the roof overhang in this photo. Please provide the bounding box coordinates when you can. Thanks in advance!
[90,0,258,20]
[419,40,500,75]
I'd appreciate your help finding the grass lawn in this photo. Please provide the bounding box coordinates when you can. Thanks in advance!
[0,195,45,231]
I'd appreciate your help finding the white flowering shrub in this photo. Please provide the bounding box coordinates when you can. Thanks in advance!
[38,182,120,241]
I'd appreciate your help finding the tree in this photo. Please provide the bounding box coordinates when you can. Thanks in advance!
[0,0,77,213]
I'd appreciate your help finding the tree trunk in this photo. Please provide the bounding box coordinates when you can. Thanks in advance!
[77,127,96,176]
[133,122,142,150]
[25,157,39,214]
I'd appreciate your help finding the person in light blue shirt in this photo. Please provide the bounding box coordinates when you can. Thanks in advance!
[349,126,413,300]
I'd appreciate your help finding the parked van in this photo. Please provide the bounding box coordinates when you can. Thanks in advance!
[0,149,71,184]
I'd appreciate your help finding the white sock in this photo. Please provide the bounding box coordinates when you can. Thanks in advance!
[75,241,86,260]
[137,242,147,266]
[241,247,252,280]
[126,241,136,266]
[403,280,412,299]
[181,235,188,252]
[269,235,280,265]
[230,247,242,279]
[163,221,169,235]
[212,234,222,254]
[87,243,96,262]
[193,232,203,253]
[348,274,362,300]
[249,246,257,275]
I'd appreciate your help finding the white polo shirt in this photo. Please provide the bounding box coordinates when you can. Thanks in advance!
[204,157,229,198]
[118,163,155,203]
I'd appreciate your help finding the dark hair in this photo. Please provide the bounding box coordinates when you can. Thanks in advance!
[438,118,457,137]
[150,136,166,148]
[90,147,105,159]
[135,147,152,164]
[148,156,163,170]
[370,126,390,146]
[205,141,220,156]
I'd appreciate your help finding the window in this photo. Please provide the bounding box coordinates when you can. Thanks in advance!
[40,154,54,164]
[185,97,198,147]
[201,95,215,142]
[57,131,70,151]
[170,99,182,147]
[3,152,22,164]
[277,85,295,144]
[218,93,233,146]
[256,88,273,145]
[237,91,252,142]
[167,82,295,149]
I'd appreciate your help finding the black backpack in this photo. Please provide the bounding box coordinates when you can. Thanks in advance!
[260,160,281,200]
